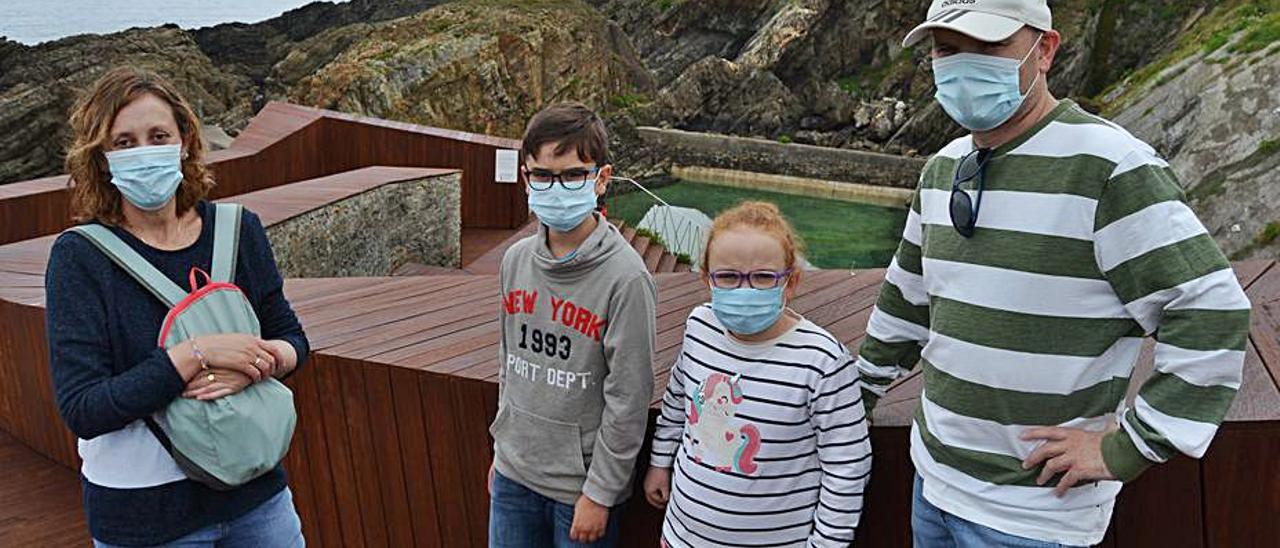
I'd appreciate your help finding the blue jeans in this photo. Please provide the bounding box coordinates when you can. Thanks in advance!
[489,471,622,548]
[93,488,304,548]
[913,475,1083,548]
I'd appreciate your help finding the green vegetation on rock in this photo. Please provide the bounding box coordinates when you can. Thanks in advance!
[1098,0,1279,115]
[1231,221,1280,260]
[1260,138,1280,156]
[835,48,916,99]
[609,93,650,111]
[1233,10,1280,53]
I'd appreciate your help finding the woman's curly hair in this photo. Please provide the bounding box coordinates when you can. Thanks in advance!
[65,66,213,225]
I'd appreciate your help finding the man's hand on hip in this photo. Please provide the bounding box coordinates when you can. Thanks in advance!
[1021,425,1118,497]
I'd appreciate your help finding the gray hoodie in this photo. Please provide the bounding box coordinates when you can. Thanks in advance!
[491,212,657,506]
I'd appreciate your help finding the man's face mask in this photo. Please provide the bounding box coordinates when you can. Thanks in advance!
[931,33,1044,131]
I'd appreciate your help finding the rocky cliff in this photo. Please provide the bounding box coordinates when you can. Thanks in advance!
[1103,1,1280,260]
[193,0,445,109]
[288,0,653,138]
[0,27,255,184]
[593,0,1222,155]
[0,0,654,183]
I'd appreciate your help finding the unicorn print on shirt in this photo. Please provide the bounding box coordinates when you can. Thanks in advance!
[686,372,761,475]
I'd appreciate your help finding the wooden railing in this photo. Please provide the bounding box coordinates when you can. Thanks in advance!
[0,102,527,246]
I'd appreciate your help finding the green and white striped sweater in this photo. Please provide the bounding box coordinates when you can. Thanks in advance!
[855,100,1251,546]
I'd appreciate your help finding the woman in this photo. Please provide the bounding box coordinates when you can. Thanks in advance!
[45,66,309,547]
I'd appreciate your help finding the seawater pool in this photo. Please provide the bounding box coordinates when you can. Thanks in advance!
[607,181,908,270]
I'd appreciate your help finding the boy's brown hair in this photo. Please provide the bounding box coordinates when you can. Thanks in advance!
[520,103,610,166]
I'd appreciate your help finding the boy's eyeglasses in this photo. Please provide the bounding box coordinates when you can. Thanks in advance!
[523,167,600,191]
[950,148,993,238]
[709,269,793,290]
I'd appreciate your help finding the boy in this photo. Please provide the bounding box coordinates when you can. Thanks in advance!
[488,103,657,547]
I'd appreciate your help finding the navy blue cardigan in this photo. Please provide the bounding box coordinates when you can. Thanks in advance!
[45,201,309,545]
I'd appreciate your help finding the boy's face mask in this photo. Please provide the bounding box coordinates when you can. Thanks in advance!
[525,167,602,233]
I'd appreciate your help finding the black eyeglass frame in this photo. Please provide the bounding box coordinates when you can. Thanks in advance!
[950,148,993,238]
[522,166,601,192]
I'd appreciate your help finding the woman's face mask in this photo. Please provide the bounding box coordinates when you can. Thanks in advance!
[105,143,184,211]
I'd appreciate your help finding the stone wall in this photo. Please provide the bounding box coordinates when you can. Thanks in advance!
[637,127,926,189]
[672,166,914,209]
[267,172,461,277]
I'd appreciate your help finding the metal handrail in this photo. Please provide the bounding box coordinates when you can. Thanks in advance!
[610,176,708,269]
[612,177,672,208]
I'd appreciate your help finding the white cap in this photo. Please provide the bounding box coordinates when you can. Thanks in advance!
[902,0,1052,47]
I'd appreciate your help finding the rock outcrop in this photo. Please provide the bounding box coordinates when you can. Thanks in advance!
[590,0,1223,154]
[0,0,541,184]
[0,27,254,184]
[193,0,445,110]
[1106,3,1280,259]
[288,0,653,138]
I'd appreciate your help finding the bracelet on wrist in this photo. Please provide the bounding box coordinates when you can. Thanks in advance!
[190,339,209,371]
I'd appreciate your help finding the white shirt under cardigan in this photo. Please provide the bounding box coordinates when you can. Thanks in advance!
[650,305,872,548]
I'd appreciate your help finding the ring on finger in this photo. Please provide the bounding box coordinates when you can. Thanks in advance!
[207,372,216,383]
[253,356,263,368]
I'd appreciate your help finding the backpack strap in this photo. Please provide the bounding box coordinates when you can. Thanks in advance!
[211,203,243,284]
[66,225,187,307]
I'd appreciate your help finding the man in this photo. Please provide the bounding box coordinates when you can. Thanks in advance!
[855,1,1253,546]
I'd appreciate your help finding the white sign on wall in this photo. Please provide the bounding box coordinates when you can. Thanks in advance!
[495,149,519,183]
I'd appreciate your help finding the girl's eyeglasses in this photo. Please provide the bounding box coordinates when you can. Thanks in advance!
[523,167,600,191]
[709,269,793,290]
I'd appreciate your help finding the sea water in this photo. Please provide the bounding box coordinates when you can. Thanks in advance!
[0,0,349,45]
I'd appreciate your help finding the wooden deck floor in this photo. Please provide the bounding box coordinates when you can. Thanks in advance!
[0,431,85,547]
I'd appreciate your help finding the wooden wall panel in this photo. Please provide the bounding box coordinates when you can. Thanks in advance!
[420,373,475,547]
[859,428,915,548]
[311,354,367,547]
[389,366,444,546]
[1111,456,1205,547]
[1202,423,1280,548]
[363,365,416,548]
[0,181,70,245]
[0,301,76,468]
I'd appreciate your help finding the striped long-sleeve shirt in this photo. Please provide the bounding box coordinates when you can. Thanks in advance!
[652,305,872,547]
[855,100,1251,546]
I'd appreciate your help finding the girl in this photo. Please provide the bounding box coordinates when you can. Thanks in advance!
[46,66,308,547]
[643,201,871,547]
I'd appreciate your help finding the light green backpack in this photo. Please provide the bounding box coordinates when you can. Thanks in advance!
[69,203,296,490]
